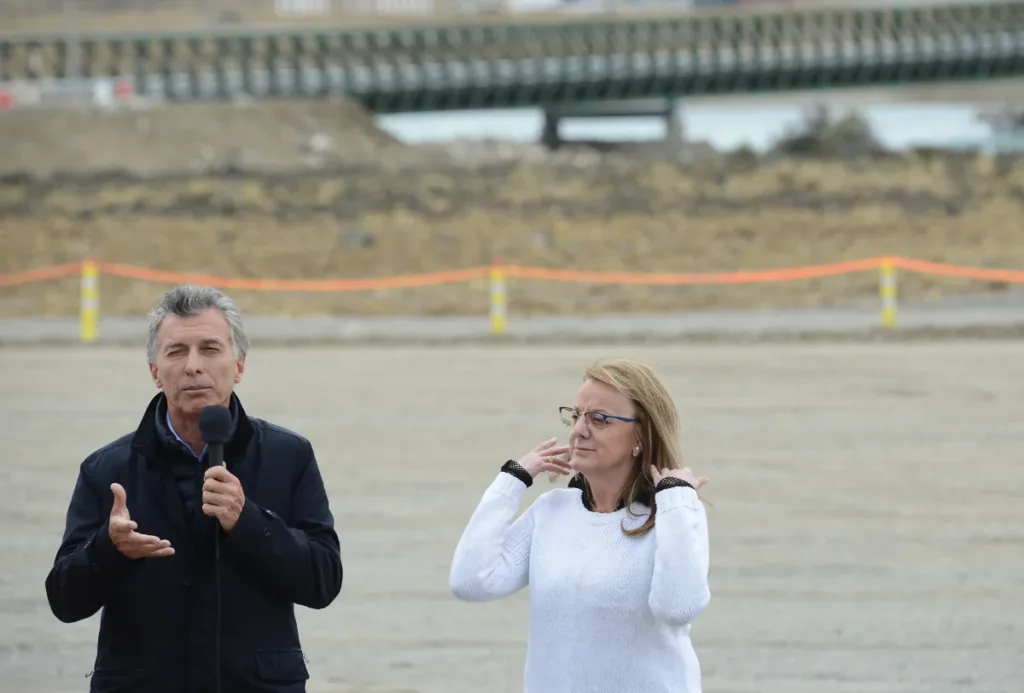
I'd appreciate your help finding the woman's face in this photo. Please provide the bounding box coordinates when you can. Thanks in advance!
[565,378,638,475]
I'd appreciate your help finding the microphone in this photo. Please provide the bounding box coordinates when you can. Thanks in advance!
[198,404,232,693]
[199,404,232,468]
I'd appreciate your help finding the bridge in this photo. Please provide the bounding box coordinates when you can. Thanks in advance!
[1,1,1022,128]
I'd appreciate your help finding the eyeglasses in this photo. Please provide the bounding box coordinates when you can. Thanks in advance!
[559,406,636,428]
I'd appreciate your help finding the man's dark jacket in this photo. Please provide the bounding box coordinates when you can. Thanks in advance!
[44,393,343,693]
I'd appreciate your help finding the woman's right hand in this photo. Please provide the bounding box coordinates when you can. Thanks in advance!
[518,437,571,478]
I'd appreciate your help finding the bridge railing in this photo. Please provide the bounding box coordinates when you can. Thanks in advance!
[0,0,1009,34]
[1,0,522,34]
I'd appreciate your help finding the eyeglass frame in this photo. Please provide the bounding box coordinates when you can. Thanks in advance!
[559,406,637,428]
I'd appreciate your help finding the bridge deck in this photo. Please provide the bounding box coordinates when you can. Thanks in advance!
[1,1,1022,112]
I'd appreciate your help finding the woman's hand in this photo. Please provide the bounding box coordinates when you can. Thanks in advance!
[651,465,709,490]
[518,437,571,478]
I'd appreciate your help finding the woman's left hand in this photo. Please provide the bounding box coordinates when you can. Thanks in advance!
[651,465,709,490]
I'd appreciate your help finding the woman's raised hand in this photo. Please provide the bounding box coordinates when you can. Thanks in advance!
[518,437,571,478]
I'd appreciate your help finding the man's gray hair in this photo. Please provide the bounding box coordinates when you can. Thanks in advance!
[146,285,250,364]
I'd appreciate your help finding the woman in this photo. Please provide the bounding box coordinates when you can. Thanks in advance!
[449,358,711,693]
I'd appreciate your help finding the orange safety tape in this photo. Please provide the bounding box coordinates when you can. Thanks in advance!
[892,257,1024,283]
[0,261,82,288]
[3,256,1024,288]
[503,258,882,284]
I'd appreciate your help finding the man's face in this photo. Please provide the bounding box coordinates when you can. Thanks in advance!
[148,308,245,417]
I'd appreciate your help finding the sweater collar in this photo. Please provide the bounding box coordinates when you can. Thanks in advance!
[568,473,656,512]
[568,473,627,512]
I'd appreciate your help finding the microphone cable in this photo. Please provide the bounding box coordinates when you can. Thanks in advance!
[197,404,232,693]
[213,453,227,693]
[214,521,222,693]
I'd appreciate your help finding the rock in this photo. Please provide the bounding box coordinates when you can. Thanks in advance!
[345,228,375,248]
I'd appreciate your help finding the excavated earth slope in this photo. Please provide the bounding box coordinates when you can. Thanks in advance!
[1,101,1022,319]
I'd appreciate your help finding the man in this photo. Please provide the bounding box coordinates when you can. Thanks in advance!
[44,285,343,693]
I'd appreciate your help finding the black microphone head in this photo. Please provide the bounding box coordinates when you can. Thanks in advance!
[199,404,233,444]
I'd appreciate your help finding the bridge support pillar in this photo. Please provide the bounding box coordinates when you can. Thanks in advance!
[540,99,684,153]
[541,112,561,150]
[665,101,685,153]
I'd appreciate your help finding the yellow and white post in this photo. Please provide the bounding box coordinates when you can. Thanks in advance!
[489,259,507,336]
[80,258,99,343]
[879,257,897,329]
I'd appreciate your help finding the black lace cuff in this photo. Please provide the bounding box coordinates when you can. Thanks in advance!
[655,476,693,493]
[501,460,533,488]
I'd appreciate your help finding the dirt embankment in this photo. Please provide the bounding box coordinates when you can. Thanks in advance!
[1,101,1022,319]
[0,99,403,178]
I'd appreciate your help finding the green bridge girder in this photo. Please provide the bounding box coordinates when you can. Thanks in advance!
[1,2,1023,113]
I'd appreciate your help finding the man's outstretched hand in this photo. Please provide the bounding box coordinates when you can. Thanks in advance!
[108,483,174,559]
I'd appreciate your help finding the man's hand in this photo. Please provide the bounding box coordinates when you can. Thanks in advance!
[108,483,174,559]
[202,466,246,532]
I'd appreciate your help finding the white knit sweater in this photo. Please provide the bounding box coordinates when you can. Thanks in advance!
[449,472,711,693]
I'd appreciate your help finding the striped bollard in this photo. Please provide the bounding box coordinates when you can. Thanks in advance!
[490,260,507,336]
[879,258,897,329]
[80,259,99,343]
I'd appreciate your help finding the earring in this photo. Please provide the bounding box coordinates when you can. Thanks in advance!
[633,446,641,457]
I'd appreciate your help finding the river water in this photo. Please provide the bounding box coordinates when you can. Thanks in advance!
[378,95,1019,152]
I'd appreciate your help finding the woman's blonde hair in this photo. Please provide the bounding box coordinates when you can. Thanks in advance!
[571,358,685,537]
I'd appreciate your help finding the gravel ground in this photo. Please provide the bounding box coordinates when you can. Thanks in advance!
[1,342,1021,693]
